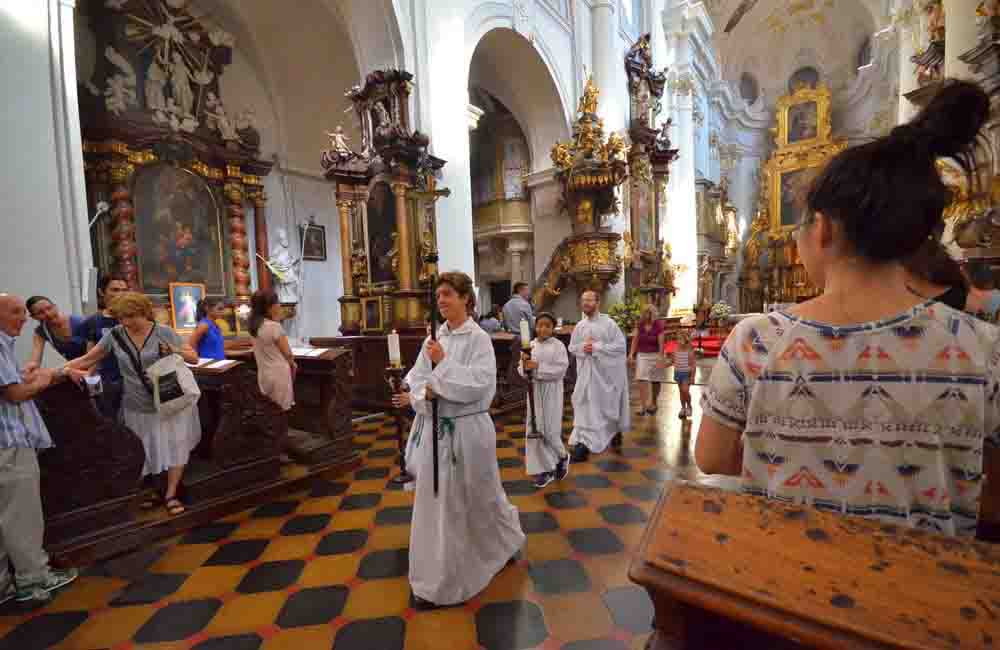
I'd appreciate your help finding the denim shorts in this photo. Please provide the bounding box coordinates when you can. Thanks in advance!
[674,370,691,385]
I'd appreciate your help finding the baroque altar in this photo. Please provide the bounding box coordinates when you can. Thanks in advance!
[79,0,273,321]
[623,34,679,313]
[740,84,846,308]
[321,70,446,335]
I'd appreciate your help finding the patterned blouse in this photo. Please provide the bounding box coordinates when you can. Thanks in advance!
[702,302,1000,537]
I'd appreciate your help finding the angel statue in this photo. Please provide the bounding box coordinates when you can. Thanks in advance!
[103,46,136,116]
[326,126,354,160]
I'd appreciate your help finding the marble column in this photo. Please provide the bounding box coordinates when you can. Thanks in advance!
[250,189,271,292]
[508,236,531,285]
[591,0,624,130]
[336,198,354,297]
[944,0,980,80]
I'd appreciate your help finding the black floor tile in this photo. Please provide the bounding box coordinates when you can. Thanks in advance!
[334,616,405,650]
[622,484,662,502]
[251,501,299,518]
[634,437,659,448]
[110,572,188,606]
[356,467,391,480]
[316,529,369,556]
[311,480,349,498]
[386,479,405,491]
[94,546,167,581]
[594,460,632,473]
[367,447,398,458]
[544,490,588,509]
[567,528,625,555]
[280,514,331,536]
[503,480,538,496]
[339,493,382,510]
[134,599,222,644]
[598,504,649,526]
[276,585,349,628]
[192,633,263,650]
[519,510,559,534]
[204,539,270,566]
[573,474,613,489]
[602,586,654,634]
[517,446,526,456]
[475,600,548,650]
[358,548,409,580]
[375,506,413,525]
[618,448,650,458]
[236,560,305,594]
[496,439,514,448]
[498,457,524,468]
[182,523,239,545]
[0,611,88,650]
[527,558,591,595]
[508,429,526,439]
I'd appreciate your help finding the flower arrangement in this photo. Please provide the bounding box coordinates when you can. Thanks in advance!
[608,292,643,335]
[709,301,732,322]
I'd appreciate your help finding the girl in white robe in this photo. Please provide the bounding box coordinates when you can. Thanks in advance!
[518,312,570,487]
[398,273,525,607]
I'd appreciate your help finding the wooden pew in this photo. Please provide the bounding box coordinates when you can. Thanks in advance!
[629,481,1000,649]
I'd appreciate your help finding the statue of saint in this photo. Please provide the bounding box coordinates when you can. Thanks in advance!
[325,126,354,160]
[267,227,301,304]
[168,50,194,116]
[579,75,600,116]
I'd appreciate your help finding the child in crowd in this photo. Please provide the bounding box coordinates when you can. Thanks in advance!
[665,330,695,419]
[519,312,570,488]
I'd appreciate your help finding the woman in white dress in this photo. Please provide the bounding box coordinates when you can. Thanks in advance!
[519,312,570,488]
[392,271,525,608]
[65,292,201,516]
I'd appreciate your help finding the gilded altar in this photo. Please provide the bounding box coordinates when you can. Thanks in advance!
[322,70,447,335]
[742,84,846,308]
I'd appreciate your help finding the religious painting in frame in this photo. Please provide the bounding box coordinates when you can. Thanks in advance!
[773,83,833,150]
[132,164,226,297]
[168,282,205,333]
[300,223,327,261]
[366,181,398,287]
[361,296,385,333]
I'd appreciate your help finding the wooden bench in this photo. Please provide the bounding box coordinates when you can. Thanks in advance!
[629,481,1000,649]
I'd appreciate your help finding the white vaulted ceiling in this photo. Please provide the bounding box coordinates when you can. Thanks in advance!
[703,0,882,105]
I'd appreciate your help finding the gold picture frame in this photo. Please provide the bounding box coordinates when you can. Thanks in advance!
[773,84,833,151]
[168,282,206,333]
[361,296,386,333]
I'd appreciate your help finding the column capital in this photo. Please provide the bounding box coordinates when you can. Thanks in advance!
[584,0,615,12]
[390,181,409,197]
[336,197,356,209]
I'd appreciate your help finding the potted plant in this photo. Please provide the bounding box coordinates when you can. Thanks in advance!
[608,292,644,336]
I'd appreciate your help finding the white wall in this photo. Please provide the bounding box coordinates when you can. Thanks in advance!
[1,1,90,363]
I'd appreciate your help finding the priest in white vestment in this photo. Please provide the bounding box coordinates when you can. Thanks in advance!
[518,312,570,488]
[395,272,525,608]
[568,290,630,462]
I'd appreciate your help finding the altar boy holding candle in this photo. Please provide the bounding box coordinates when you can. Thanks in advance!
[391,271,524,608]
[518,312,570,488]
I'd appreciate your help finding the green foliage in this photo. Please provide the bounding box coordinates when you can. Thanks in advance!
[608,292,643,335]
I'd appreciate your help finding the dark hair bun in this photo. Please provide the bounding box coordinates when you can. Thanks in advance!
[906,80,990,159]
[806,78,989,262]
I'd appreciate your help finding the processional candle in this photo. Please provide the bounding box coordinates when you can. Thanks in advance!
[520,320,531,349]
[388,330,402,367]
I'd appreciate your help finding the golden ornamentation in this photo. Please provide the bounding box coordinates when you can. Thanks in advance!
[622,231,634,268]
[575,198,594,226]
[225,164,243,180]
[224,182,244,204]
[551,142,573,171]
[579,75,600,116]
[603,132,628,163]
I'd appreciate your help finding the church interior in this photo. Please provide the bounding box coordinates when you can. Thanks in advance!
[2,0,1000,648]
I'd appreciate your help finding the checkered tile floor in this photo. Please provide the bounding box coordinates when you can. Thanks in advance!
[0,383,710,650]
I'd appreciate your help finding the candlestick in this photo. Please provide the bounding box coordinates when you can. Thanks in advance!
[385,364,413,484]
[519,319,531,349]
[388,330,401,367]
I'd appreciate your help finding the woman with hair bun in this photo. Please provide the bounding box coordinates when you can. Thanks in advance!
[697,80,999,537]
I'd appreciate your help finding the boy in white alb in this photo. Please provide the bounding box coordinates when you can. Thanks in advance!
[518,312,570,488]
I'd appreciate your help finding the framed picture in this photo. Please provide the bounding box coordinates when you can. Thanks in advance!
[787,101,818,144]
[774,84,831,149]
[300,223,327,261]
[778,169,808,228]
[168,282,205,333]
[361,296,386,333]
[234,304,251,337]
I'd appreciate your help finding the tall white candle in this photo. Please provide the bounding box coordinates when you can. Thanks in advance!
[519,319,531,348]
[388,330,401,366]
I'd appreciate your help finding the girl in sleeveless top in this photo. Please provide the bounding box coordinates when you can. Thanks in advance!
[666,330,695,419]
[23,296,86,373]
[188,298,227,361]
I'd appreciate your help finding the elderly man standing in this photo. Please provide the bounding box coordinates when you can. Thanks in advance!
[0,294,78,607]
[568,290,630,462]
[502,282,535,333]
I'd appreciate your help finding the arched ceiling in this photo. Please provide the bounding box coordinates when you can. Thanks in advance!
[468,28,570,173]
[704,0,881,105]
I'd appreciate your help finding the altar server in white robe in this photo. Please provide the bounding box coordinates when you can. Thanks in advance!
[394,271,525,608]
[518,312,570,488]
[568,289,630,462]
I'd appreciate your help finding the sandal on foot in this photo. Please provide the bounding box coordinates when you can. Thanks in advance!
[140,493,164,510]
[165,498,186,516]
